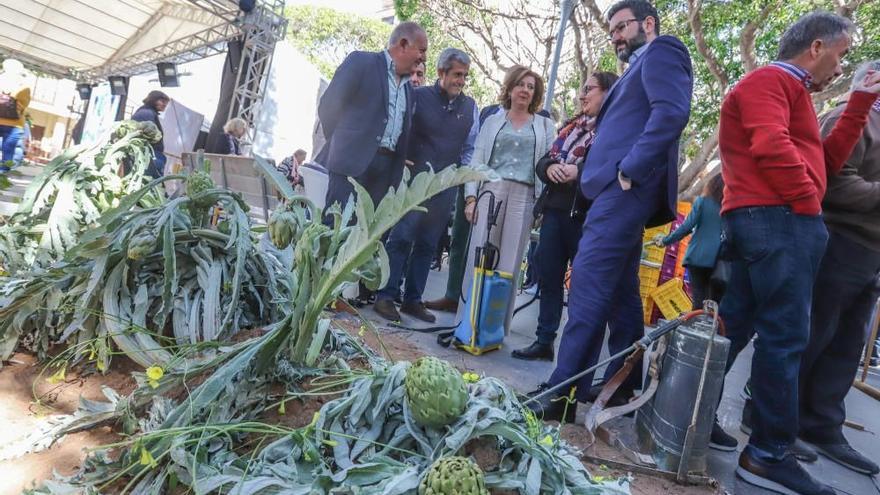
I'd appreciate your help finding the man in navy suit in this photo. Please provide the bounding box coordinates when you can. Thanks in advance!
[529,0,693,421]
[315,22,427,212]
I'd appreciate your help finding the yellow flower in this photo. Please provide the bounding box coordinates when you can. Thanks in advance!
[47,366,67,384]
[145,366,164,381]
[139,446,157,468]
[462,372,480,383]
[539,434,555,447]
[358,325,366,337]
[96,359,106,372]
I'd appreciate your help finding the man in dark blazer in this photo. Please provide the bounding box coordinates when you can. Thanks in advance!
[315,21,427,212]
[529,0,693,421]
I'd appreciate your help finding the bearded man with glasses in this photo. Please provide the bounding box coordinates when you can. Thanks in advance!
[528,0,693,426]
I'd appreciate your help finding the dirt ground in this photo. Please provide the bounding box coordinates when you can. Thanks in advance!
[0,314,723,495]
[0,352,137,494]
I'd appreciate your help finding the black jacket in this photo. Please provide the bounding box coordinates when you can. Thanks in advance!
[534,150,590,220]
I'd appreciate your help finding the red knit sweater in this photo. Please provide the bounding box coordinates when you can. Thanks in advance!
[719,65,877,215]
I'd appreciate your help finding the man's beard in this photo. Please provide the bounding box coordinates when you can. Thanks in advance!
[616,27,648,62]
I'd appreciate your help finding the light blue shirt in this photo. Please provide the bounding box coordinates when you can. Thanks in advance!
[627,42,650,65]
[380,50,409,150]
[460,104,480,165]
[487,118,537,185]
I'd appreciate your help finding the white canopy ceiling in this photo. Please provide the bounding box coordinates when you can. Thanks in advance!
[0,0,241,81]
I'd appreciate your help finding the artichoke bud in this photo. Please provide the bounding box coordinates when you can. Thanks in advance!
[127,230,157,260]
[418,456,488,495]
[186,171,216,208]
[405,357,468,428]
[268,209,297,249]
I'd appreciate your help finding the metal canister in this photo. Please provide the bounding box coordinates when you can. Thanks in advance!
[636,317,730,473]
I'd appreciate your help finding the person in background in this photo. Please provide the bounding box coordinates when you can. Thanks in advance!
[511,71,618,362]
[0,59,32,171]
[131,90,170,178]
[374,48,478,323]
[529,0,693,423]
[717,11,880,495]
[656,172,725,309]
[459,65,555,334]
[315,21,427,213]
[277,149,307,192]
[795,59,880,476]
[219,117,247,155]
[411,61,426,88]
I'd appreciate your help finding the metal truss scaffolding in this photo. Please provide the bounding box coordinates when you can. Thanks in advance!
[227,0,287,147]
[0,0,287,148]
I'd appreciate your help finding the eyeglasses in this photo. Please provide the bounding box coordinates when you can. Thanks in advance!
[581,85,599,95]
[607,18,641,41]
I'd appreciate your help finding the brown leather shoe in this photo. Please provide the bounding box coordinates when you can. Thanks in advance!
[373,299,401,322]
[400,301,436,323]
[424,297,458,313]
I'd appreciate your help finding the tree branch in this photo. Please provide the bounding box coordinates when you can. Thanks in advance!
[571,7,589,81]
[740,0,783,73]
[579,0,609,33]
[834,0,866,17]
[687,0,729,91]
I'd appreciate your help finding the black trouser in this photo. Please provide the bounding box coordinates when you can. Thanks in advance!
[534,208,582,344]
[687,265,725,310]
[798,230,880,444]
[325,152,401,216]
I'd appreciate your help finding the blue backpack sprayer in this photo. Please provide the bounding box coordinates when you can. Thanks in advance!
[388,189,540,353]
[451,189,513,355]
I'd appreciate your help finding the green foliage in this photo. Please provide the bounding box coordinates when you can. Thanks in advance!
[285,5,392,80]
[653,0,880,158]
[394,0,419,21]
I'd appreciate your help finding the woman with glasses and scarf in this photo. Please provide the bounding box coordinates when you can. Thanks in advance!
[512,71,619,361]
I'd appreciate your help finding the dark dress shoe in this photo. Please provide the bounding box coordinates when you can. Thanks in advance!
[736,449,835,495]
[809,440,879,474]
[400,301,436,323]
[526,384,578,423]
[709,422,738,452]
[373,299,401,322]
[511,341,554,361]
[424,297,458,312]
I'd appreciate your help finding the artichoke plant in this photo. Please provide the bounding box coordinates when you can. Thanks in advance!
[405,356,468,428]
[0,120,163,273]
[0,177,292,366]
[419,456,489,495]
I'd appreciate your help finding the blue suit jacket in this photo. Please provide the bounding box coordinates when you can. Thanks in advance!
[581,36,693,226]
[315,51,414,177]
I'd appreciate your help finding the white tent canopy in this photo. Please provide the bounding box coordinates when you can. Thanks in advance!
[0,0,241,82]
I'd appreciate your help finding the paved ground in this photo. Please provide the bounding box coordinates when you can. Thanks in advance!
[359,266,880,495]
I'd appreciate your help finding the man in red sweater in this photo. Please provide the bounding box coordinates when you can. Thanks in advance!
[718,11,880,495]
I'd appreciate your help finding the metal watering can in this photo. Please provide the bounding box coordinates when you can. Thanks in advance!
[636,316,730,475]
[554,303,729,485]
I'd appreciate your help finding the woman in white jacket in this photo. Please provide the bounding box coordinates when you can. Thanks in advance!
[460,65,555,334]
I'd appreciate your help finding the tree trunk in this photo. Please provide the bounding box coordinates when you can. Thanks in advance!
[678,130,719,193]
